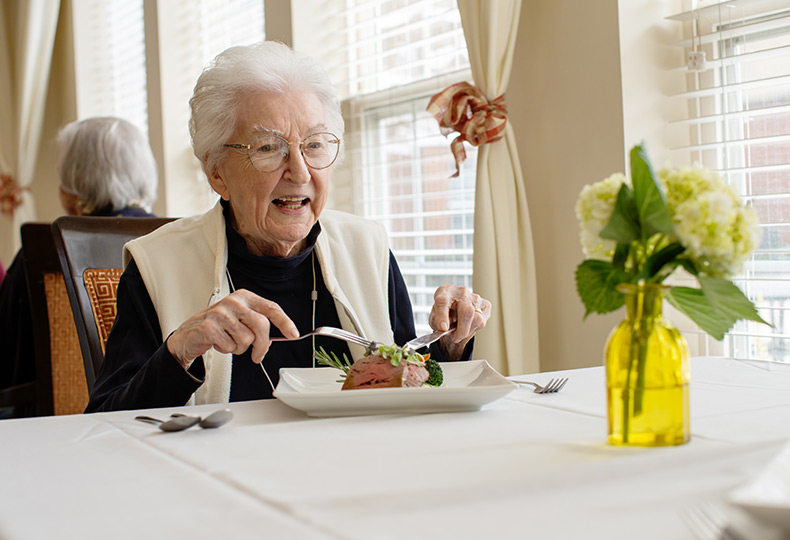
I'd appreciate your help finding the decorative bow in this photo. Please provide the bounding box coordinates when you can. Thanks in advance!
[426,82,508,177]
[0,174,26,217]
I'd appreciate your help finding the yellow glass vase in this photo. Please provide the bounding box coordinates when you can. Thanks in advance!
[605,284,690,446]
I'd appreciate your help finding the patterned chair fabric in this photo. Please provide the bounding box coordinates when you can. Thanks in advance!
[82,268,123,355]
[43,273,89,415]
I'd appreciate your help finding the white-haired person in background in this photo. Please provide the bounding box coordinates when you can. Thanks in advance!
[0,117,158,418]
[86,41,492,412]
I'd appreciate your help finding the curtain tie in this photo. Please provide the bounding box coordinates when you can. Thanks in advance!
[426,82,508,177]
[0,174,27,217]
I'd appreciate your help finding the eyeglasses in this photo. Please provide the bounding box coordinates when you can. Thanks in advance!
[223,132,341,172]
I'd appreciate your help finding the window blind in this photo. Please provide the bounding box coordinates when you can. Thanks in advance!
[667,0,790,362]
[309,0,475,334]
[194,0,266,65]
[312,0,470,101]
[73,0,149,137]
[72,0,264,143]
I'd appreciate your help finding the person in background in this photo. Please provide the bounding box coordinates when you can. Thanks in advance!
[87,42,492,413]
[0,117,158,418]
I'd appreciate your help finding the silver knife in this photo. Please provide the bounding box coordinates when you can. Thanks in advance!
[403,326,456,353]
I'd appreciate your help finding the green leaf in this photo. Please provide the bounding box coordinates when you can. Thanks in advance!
[665,286,734,340]
[639,242,685,281]
[678,258,698,276]
[630,144,673,239]
[612,242,630,271]
[600,183,640,244]
[697,275,771,326]
[575,260,626,317]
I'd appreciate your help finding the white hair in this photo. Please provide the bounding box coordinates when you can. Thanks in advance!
[189,41,344,177]
[57,117,158,213]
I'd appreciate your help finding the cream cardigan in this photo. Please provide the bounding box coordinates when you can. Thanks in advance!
[124,201,394,404]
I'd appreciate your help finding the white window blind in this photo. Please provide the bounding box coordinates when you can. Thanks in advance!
[71,0,264,145]
[320,0,472,100]
[310,0,476,334]
[667,0,790,363]
[192,0,266,67]
[72,0,149,137]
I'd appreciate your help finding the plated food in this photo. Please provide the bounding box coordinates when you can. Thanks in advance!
[273,360,515,417]
[315,344,443,390]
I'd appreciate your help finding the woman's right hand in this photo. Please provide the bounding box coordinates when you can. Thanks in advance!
[165,289,299,369]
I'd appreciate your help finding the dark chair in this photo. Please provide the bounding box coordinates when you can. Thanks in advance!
[51,216,175,393]
[17,223,85,416]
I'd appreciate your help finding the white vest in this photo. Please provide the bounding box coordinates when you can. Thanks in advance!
[124,202,394,404]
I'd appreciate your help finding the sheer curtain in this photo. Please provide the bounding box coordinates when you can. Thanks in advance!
[457,0,539,375]
[0,0,60,261]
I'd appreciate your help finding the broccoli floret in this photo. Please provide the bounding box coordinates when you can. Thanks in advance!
[424,358,443,387]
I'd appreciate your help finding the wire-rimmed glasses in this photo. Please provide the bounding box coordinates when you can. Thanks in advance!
[224,132,340,172]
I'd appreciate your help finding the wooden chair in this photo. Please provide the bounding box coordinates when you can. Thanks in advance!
[18,223,85,416]
[51,216,174,393]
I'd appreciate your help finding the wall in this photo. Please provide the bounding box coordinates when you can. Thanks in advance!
[507,0,684,372]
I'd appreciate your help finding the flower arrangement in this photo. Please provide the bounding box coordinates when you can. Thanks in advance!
[574,144,768,338]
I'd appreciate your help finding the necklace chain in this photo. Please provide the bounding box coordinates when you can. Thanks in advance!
[225,250,318,388]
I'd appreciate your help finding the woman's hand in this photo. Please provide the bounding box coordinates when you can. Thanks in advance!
[428,285,491,362]
[166,289,299,370]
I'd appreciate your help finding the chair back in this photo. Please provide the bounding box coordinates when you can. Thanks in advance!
[20,223,85,415]
[51,216,175,392]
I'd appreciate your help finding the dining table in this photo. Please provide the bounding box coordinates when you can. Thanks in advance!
[0,356,789,540]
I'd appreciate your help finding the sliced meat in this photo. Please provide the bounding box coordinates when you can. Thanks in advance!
[342,354,428,390]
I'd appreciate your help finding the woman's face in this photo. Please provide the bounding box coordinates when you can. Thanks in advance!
[210,89,332,258]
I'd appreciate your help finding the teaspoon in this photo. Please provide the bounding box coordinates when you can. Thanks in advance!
[134,414,200,432]
[171,408,233,429]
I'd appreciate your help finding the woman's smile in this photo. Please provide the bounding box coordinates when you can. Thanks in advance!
[272,196,310,210]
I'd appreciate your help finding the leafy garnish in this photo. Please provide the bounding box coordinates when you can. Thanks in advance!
[371,343,426,366]
[314,346,353,376]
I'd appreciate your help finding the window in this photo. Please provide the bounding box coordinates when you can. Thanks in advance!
[668,0,790,362]
[313,0,477,334]
[71,0,264,153]
[72,0,148,137]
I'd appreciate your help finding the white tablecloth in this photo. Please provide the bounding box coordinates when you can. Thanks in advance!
[0,357,789,540]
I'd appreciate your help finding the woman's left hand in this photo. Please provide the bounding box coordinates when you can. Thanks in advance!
[428,284,491,362]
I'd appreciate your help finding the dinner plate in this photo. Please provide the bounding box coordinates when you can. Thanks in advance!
[730,439,790,532]
[273,359,516,417]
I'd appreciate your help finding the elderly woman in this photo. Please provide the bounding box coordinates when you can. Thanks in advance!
[86,42,491,412]
[0,117,157,413]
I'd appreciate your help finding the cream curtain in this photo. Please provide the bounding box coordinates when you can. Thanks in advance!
[0,0,60,262]
[457,0,539,376]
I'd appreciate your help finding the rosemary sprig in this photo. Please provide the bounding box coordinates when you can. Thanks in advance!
[314,346,353,376]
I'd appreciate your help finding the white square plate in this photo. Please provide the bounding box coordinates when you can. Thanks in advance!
[731,439,790,532]
[273,359,516,417]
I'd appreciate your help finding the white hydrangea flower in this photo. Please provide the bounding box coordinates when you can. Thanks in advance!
[659,166,762,278]
[575,173,626,260]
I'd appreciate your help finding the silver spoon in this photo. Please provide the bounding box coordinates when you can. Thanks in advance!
[171,408,233,429]
[134,414,200,432]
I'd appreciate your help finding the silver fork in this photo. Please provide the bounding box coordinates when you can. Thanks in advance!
[270,326,379,353]
[683,503,746,540]
[510,377,568,394]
